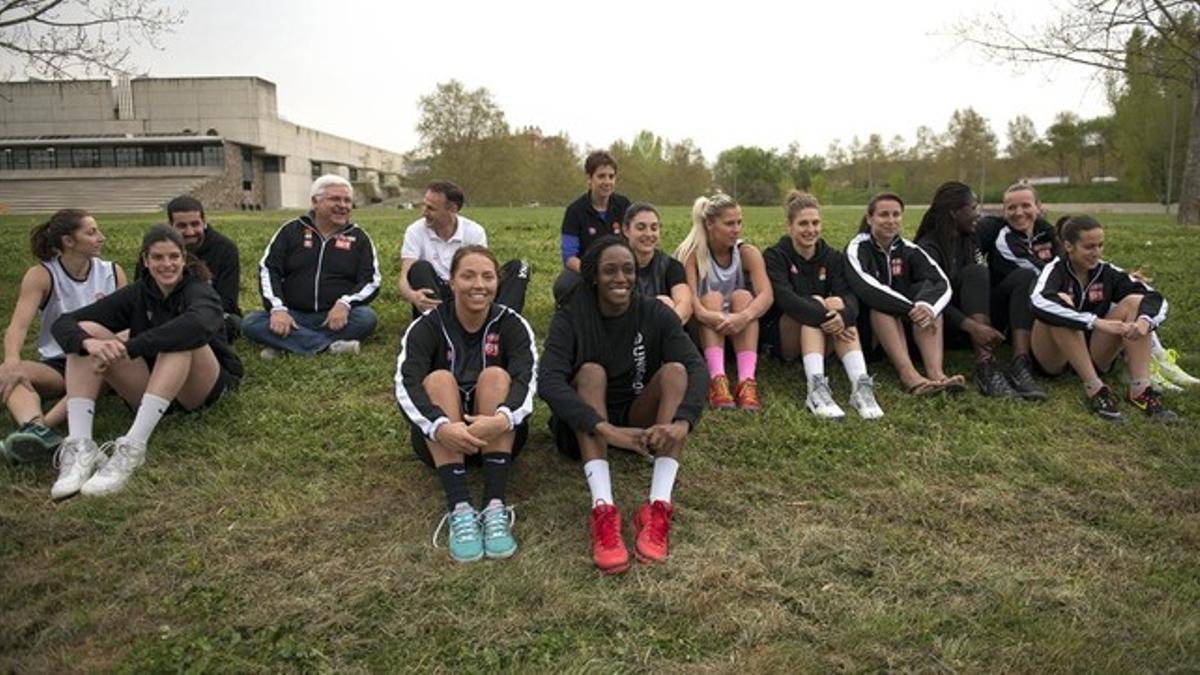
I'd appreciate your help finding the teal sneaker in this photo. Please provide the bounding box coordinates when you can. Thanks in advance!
[481,500,517,559]
[434,504,484,563]
[3,422,63,464]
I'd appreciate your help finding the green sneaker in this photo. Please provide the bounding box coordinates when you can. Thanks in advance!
[1154,348,1200,387]
[434,505,484,563]
[481,500,517,559]
[3,422,63,464]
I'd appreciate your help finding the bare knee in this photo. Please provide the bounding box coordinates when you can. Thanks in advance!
[822,296,845,311]
[574,362,606,394]
[730,289,753,311]
[476,366,511,393]
[659,361,687,389]
[423,369,457,394]
[700,292,724,311]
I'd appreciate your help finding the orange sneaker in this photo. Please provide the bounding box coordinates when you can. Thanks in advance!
[589,503,630,574]
[633,500,674,563]
[708,375,735,409]
[735,378,761,411]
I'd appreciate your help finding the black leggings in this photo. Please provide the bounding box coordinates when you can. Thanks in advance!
[408,259,531,316]
[991,268,1037,333]
[944,263,991,350]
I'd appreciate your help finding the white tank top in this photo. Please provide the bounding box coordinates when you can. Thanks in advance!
[698,240,745,311]
[38,257,118,360]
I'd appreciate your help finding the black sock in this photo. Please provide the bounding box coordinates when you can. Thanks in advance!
[436,463,471,511]
[480,452,512,506]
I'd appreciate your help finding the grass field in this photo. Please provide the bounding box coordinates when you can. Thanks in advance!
[1,204,1198,673]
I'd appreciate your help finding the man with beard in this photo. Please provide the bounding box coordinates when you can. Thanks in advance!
[137,196,242,342]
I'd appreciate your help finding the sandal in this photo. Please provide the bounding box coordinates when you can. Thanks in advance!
[938,375,967,393]
[905,379,941,397]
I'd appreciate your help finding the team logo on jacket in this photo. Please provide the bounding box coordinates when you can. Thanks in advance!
[1087,283,1105,303]
[587,226,597,236]
[1034,242,1053,261]
[789,264,798,276]
[890,257,904,277]
[818,266,827,281]
[334,235,352,250]
[484,332,501,358]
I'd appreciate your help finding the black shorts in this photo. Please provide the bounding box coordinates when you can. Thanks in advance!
[408,389,529,467]
[137,368,239,416]
[550,399,634,461]
[40,356,67,377]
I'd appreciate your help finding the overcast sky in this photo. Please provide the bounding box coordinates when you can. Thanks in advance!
[121,0,1110,160]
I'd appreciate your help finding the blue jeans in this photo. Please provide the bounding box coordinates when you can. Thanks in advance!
[242,306,378,355]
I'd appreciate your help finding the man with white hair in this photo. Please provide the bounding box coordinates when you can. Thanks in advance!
[242,175,382,357]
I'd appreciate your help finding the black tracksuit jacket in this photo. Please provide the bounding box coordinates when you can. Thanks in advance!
[394,301,537,440]
[258,214,381,313]
[1030,254,1168,331]
[977,215,1059,284]
[763,236,859,327]
[844,232,951,318]
[538,295,706,433]
[52,271,243,379]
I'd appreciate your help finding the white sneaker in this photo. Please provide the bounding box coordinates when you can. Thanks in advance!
[80,437,145,497]
[259,347,283,360]
[805,375,846,420]
[328,339,360,355]
[849,375,885,420]
[50,437,106,500]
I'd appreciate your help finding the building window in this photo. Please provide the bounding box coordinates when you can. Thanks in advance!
[311,161,322,180]
[71,147,101,168]
[29,148,57,169]
[115,146,142,167]
[348,167,359,181]
[203,145,224,167]
[263,156,284,173]
[1,147,30,171]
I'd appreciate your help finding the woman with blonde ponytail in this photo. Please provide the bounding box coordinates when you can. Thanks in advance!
[1,210,125,462]
[675,194,773,411]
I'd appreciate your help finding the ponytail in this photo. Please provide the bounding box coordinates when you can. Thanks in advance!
[675,193,737,284]
[1056,214,1103,245]
[30,209,90,261]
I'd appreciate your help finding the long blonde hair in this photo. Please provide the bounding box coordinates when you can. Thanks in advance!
[674,193,738,284]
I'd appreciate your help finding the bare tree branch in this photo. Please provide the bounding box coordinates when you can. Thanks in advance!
[0,0,183,77]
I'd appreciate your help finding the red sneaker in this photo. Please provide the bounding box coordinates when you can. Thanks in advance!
[708,375,735,409]
[633,500,674,563]
[735,378,762,411]
[589,503,630,574]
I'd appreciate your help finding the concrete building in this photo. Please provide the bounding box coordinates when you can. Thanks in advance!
[0,76,408,213]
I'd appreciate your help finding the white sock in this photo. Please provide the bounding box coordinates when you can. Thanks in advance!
[841,350,868,383]
[126,393,170,446]
[802,353,825,381]
[583,459,613,507]
[649,457,680,504]
[66,398,95,440]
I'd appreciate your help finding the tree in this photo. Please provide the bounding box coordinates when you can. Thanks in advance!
[943,107,998,185]
[415,80,508,155]
[1045,111,1083,180]
[0,0,183,77]
[713,146,788,205]
[1005,115,1039,172]
[954,1,1200,223]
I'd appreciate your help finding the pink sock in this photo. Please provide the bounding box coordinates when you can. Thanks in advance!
[704,347,726,377]
[736,351,758,382]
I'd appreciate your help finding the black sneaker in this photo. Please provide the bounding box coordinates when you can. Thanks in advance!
[1087,386,1125,422]
[976,360,1019,398]
[1127,387,1180,424]
[1006,355,1047,401]
[3,422,63,463]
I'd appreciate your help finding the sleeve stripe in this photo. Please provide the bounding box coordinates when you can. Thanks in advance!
[504,309,538,426]
[1030,258,1096,328]
[393,316,442,436]
[343,228,382,305]
[904,240,952,315]
[996,227,1039,273]
[259,222,289,310]
[845,233,914,308]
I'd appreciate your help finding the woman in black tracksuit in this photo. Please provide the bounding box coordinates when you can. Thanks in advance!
[49,225,243,500]
[620,202,692,323]
[394,245,537,563]
[539,235,706,575]
[1030,214,1177,423]
[844,192,963,395]
[914,181,1021,398]
[762,190,883,420]
[976,182,1057,399]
